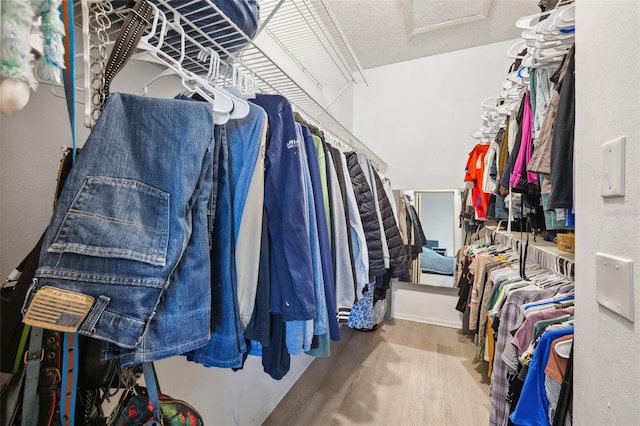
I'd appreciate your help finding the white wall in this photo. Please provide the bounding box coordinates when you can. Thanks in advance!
[0,59,315,426]
[391,282,462,328]
[324,83,355,133]
[353,39,519,327]
[353,38,519,190]
[574,1,640,424]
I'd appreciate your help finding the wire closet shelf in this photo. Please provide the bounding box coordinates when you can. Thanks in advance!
[79,0,386,171]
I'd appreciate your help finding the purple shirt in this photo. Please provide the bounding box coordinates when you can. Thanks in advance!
[490,285,557,426]
[511,307,574,354]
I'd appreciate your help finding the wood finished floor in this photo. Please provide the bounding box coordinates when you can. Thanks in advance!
[264,319,490,426]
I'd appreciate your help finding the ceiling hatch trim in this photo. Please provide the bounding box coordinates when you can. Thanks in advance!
[402,0,493,37]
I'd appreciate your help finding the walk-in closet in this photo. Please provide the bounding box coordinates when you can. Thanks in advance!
[1,0,638,425]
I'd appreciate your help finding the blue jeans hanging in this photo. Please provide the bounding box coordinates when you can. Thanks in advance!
[186,125,247,368]
[23,93,215,358]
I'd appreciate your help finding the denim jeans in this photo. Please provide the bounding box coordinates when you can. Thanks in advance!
[23,93,214,353]
[187,125,247,368]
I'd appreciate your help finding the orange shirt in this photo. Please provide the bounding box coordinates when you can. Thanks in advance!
[464,144,491,218]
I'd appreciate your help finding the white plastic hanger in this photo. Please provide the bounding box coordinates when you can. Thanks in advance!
[245,73,258,99]
[542,4,575,33]
[540,37,574,50]
[209,57,251,120]
[141,68,175,95]
[555,339,573,359]
[197,48,250,120]
[224,64,257,101]
[469,129,485,140]
[130,3,233,123]
[511,1,575,70]
[481,97,501,110]
[516,3,574,34]
[515,10,553,31]
[537,31,574,42]
[506,41,528,59]
[532,45,572,64]
[142,17,230,124]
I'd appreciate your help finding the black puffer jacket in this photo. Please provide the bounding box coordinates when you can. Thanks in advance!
[408,203,427,257]
[373,171,409,273]
[345,152,386,278]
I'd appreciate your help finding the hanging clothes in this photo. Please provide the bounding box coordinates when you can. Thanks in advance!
[251,93,315,378]
[326,148,357,322]
[500,98,526,197]
[23,93,216,364]
[397,193,426,273]
[345,152,386,279]
[299,125,339,358]
[547,50,575,210]
[18,75,406,384]
[465,143,492,218]
[372,171,409,276]
[186,123,246,368]
[339,151,370,298]
[528,50,573,195]
[531,66,559,142]
[510,91,538,194]
[510,326,574,426]
[357,153,391,269]
[407,201,427,254]
[228,103,268,331]
[252,93,316,322]
[284,123,325,356]
[498,119,511,181]
[244,205,271,348]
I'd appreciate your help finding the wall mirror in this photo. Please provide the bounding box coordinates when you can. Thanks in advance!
[397,189,462,288]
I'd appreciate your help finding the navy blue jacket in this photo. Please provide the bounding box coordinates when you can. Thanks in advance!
[253,94,315,321]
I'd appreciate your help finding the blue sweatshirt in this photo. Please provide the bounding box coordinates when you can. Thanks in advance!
[252,94,315,321]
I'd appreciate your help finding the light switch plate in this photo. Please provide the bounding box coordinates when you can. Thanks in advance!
[595,253,634,321]
[601,137,625,197]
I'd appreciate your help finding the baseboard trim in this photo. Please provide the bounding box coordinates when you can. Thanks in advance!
[392,313,462,329]
[254,355,315,425]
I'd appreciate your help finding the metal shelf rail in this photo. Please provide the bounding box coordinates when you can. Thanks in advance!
[80,0,386,171]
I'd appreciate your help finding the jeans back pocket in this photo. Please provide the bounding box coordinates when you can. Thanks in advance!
[49,176,170,266]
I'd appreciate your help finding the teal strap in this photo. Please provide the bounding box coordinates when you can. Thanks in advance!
[143,363,162,421]
[61,0,76,163]
[21,327,43,426]
[60,2,79,422]
[59,333,79,426]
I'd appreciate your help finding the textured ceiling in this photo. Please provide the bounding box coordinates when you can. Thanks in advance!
[409,0,490,32]
[326,0,541,69]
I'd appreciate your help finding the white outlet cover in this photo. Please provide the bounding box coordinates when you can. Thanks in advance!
[601,137,625,197]
[595,253,634,322]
